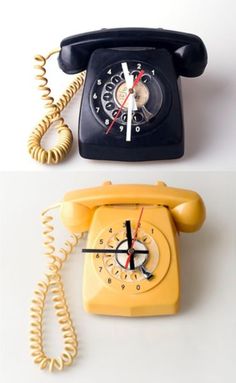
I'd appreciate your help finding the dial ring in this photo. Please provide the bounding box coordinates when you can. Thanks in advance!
[90,60,166,137]
[92,220,171,294]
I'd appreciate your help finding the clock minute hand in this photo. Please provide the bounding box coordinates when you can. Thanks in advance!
[121,62,137,110]
[125,207,144,269]
[82,248,149,254]
[121,63,136,141]
[125,220,132,249]
[106,69,144,135]
[126,79,134,142]
[122,62,131,87]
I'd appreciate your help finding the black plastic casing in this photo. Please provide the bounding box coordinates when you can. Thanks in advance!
[79,48,184,161]
[58,28,207,77]
[57,28,207,162]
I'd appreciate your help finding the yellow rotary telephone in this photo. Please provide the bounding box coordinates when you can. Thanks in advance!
[30,181,205,371]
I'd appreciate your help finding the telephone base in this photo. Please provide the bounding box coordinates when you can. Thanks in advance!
[79,141,184,162]
[84,301,179,317]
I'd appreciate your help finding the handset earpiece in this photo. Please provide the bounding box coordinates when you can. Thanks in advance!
[170,197,206,233]
[60,202,94,233]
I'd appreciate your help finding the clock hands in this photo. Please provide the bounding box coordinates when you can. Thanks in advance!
[82,212,146,265]
[125,207,144,269]
[125,220,135,270]
[125,220,133,249]
[82,248,148,254]
[83,208,153,278]
[105,69,144,135]
[121,62,138,142]
[126,82,134,142]
[124,211,152,278]
[121,62,137,111]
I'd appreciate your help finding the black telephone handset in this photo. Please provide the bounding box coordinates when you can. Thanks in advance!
[29,28,207,164]
[58,28,207,77]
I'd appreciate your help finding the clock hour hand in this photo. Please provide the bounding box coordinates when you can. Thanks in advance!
[125,220,134,269]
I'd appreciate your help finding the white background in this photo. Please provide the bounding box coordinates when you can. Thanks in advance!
[0,171,236,383]
[1,0,236,382]
[1,0,236,171]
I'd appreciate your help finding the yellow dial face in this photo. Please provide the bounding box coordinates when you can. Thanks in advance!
[92,219,171,294]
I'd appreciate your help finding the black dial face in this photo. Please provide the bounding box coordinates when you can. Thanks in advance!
[90,61,165,140]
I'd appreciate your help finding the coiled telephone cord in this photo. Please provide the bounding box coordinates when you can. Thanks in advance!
[30,206,82,371]
[28,50,86,164]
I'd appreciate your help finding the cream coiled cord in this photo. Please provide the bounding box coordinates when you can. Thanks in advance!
[30,205,83,371]
[28,49,86,164]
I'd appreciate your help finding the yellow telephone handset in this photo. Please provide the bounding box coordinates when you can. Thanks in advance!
[30,181,205,372]
[60,181,205,233]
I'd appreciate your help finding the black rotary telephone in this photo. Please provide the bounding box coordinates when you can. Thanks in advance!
[29,28,207,164]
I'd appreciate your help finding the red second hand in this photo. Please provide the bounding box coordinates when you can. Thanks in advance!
[105,69,145,135]
[125,207,144,269]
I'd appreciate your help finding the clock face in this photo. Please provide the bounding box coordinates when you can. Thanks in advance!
[83,215,171,294]
[90,61,164,141]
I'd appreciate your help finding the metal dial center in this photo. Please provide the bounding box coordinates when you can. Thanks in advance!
[115,239,148,270]
[115,81,149,109]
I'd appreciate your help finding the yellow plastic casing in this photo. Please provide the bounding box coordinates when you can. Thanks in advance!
[83,205,180,316]
[60,181,206,233]
[60,181,206,317]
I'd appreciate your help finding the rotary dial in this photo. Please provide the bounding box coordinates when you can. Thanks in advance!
[101,226,159,284]
[82,210,171,294]
[91,61,164,140]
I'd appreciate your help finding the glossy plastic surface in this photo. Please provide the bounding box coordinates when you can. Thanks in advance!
[79,48,184,161]
[60,181,206,233]
[83,205,180,316]
[58,27,207,76]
